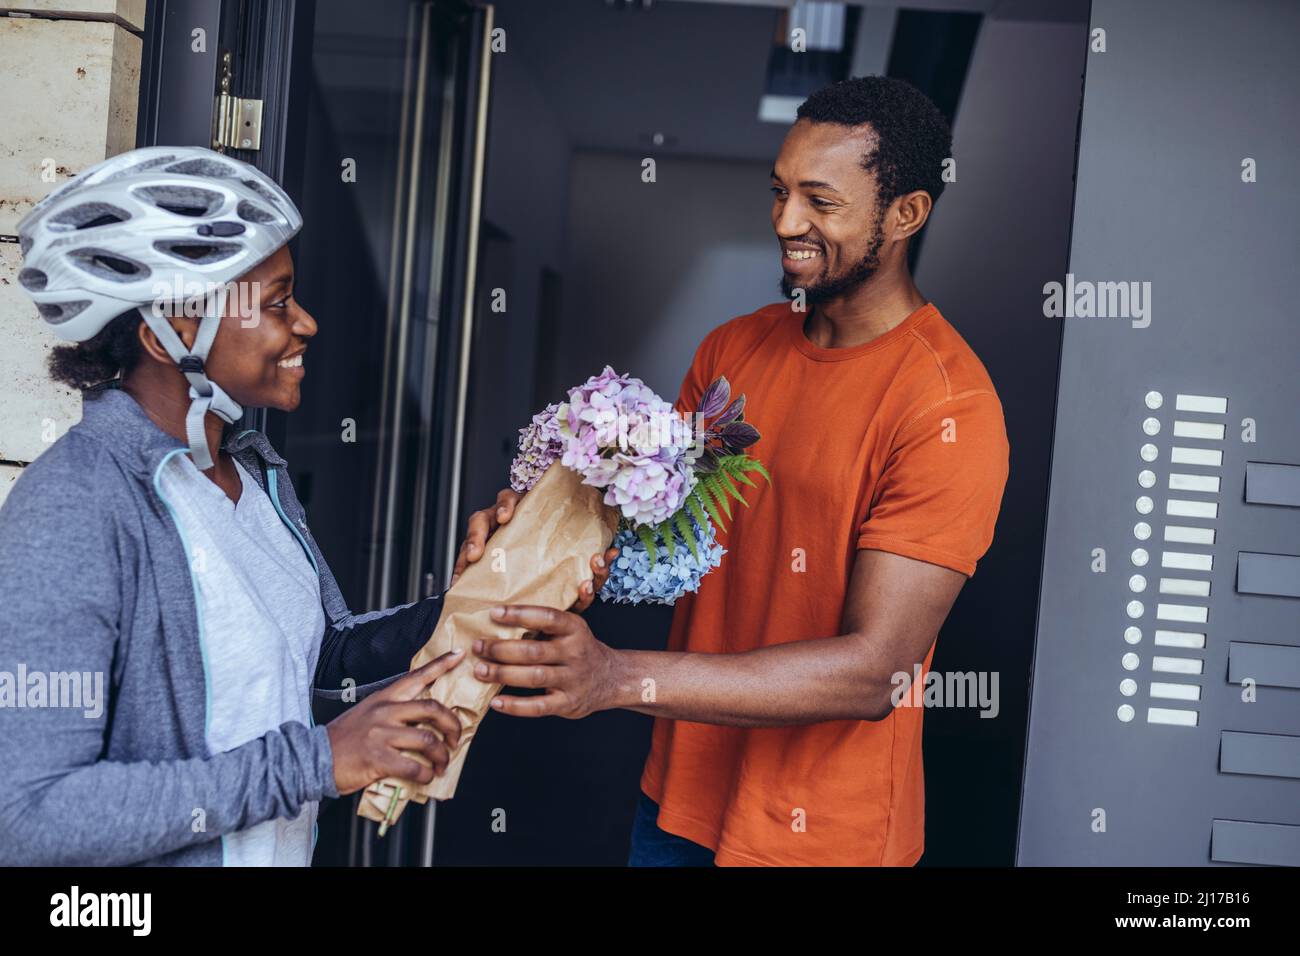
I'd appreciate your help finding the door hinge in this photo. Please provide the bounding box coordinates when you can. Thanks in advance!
[212,50,263,152]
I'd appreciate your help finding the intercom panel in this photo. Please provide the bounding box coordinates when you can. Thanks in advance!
[1017,0,1300,865]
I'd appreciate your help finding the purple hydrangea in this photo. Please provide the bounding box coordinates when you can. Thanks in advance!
[555,366,696,526]
[509,402,563,493]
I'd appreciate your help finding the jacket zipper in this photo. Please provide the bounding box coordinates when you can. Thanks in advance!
[264,464,324,854]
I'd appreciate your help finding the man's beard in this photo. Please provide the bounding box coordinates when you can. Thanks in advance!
[780,217,886,305]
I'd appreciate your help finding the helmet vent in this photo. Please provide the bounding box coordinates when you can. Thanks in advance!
[20,234,33,256]
[153,239,241,264]
[104,155,177,181]
[236,200,276,224]
[37,300,91,324]
[49,202,131,231]
[164,158,240,179]
[135,185,223,218]
[69,248,151,281]
[240,178,281,206]
[18,268,48,291]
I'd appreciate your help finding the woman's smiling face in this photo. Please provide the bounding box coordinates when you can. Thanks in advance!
[203,245,317,413]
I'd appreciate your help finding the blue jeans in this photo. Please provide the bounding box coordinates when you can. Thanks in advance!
[627,792,716,867]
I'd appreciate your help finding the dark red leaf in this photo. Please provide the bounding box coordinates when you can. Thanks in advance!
[715,394,746,425]
[720,421,759,449]
[697,376,730,419]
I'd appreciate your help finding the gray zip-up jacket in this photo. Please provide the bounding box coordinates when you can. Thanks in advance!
[0,385,442,866]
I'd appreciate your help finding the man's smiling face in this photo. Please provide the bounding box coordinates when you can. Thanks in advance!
[771,119,887,304]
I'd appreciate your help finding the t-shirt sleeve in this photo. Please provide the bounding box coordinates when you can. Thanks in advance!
[673,323,728,415]
[856,389,1010,577]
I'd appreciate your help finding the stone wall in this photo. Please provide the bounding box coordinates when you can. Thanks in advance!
[0,0,144,503]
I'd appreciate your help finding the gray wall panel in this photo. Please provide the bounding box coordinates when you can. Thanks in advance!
[1018,0,1300,865]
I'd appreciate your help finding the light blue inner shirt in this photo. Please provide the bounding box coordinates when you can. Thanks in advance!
[158,454,325,866]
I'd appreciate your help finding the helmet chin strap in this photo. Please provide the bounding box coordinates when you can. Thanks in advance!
[137,285,244,472]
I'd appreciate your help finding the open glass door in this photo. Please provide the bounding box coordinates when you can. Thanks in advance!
[139,0,495,867]
[270,0,494,867]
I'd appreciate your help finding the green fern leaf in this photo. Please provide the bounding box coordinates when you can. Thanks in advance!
[717,476,748,512]
[718,467,749,508]
[686,494,713,533]
[660,519,677,559]
[719,454,763,492]
[745,458,772,485]
[729,462,758,489]
[700,473,732,520]
[636,523,658,564]
[695,485,726,530]
[674,510,700,560]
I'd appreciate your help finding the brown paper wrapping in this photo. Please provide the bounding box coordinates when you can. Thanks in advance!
[357,462,617,828]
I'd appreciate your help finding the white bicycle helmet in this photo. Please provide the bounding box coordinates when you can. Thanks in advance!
[15,146,303,469]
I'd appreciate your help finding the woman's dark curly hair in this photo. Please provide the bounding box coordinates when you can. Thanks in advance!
[47,310,144,390]
[796,76,953,211]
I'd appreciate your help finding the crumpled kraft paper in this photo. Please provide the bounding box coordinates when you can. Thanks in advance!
[358,462,617,828]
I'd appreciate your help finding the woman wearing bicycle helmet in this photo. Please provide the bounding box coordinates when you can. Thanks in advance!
[0,147,614,866]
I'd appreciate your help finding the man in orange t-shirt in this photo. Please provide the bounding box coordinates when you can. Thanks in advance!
[456,76,1009,866]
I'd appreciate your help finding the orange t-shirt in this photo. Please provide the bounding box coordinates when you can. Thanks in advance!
[639,300,1009,866]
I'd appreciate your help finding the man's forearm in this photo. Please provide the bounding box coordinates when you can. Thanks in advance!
[603,633,898,727]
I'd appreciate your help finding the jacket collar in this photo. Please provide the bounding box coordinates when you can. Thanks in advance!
[223,425,288,469]
[79,381,287,477]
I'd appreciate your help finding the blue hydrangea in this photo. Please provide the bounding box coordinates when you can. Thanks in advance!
[600,518,724,605]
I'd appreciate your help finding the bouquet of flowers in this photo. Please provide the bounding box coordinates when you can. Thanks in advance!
[359,367,769,830]
[512,366,770,604]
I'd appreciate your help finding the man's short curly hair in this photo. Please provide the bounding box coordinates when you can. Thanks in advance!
[796,76,953,210]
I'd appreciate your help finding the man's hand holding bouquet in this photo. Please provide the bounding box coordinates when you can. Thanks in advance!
[359,367,769,831]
